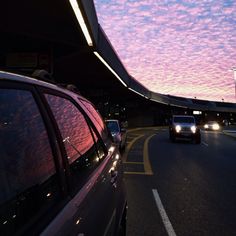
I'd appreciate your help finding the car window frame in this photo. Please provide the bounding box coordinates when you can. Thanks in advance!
[37,86,109,195]
[0,80,68,235]
[76,97,112,147]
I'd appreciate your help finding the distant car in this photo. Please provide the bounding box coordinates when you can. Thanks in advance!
[0,71,127,236]
[105,119,127,150]
[203,121,221,131]
[169,115,201,144]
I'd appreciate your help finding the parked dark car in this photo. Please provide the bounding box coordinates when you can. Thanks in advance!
[105,119,127,151]
[169,115,201,144]
[0,71,127,236]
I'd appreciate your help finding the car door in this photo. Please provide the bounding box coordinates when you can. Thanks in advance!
[40,89,123,236]
[0,81,66,236]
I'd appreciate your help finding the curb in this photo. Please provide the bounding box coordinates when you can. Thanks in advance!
[222,131,236,140]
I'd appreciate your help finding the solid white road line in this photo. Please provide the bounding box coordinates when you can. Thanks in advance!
[152,189,177,236]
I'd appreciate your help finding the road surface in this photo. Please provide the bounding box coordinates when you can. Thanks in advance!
[123,127,236,236]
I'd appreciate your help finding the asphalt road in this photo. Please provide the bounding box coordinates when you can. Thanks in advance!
[123,127,236,236]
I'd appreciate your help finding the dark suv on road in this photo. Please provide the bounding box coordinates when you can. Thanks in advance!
[0,71,127,236]
[169,115,201,144]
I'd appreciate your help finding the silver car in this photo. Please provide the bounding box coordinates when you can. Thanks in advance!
[0,71,127,236]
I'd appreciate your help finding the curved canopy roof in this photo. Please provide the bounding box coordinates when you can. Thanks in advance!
[0,0,235,112]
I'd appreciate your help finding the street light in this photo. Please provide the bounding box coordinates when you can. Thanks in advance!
[230,67,236,99]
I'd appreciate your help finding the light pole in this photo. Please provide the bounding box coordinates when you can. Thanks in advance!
[230,67,236,99]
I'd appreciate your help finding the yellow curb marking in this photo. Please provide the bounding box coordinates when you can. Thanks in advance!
[124,133,156,175]
[123,161,143,165]
[143,134,155,175]
[124,171,152,175]
[123,134,145,162]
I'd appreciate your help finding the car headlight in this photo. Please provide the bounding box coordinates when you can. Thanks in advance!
[175,125,181,133]
[191,125,197,133]
[212,123,220,130]
[204,124,209,129]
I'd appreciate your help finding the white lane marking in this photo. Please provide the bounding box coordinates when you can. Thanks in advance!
[201,141,208,147]
[152,189,177,236]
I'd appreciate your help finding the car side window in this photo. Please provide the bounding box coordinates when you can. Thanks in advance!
[44,94,105,194]
[80,100,110,143]
[0,88,61,236]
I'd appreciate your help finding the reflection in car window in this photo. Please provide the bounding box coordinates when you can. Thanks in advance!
[106,121,120,133]
[45,94,95,164]
[45,94,104,193]
[80,100,108,141]
[0,89,60,235]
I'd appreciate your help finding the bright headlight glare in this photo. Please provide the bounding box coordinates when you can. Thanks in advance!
[191,125,197,133]
[204,124,209,129]
[212,124,220,130]
[175,125,181,133]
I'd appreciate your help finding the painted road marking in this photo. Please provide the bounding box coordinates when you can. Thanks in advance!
[123,161,143,165]
[124,133,155,175]
[123,134,145,162]
[124,172,149,175]
[152,189,177,236]
[143,134,155,175]
[201,141,209,147]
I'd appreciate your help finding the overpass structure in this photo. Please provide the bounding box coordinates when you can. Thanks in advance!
[1,0,236,126]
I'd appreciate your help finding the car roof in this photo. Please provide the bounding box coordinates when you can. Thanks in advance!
[0,70,88,102]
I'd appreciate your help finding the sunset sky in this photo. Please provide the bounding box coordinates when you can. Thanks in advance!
[94,0,236,103]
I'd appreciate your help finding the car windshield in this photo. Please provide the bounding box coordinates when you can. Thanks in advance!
[106,121,120,133]
[173,117,194,123]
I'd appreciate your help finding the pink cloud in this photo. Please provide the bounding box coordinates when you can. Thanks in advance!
[94,0,236,102]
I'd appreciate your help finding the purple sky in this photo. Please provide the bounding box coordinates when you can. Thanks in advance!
[94,0,236,103]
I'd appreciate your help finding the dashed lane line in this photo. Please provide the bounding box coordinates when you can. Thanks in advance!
[152,189,177,236]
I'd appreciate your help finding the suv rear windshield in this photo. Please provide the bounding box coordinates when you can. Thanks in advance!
[173,117,195,123]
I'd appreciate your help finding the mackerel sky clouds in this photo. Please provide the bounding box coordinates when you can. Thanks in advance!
[94,0,236,102]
